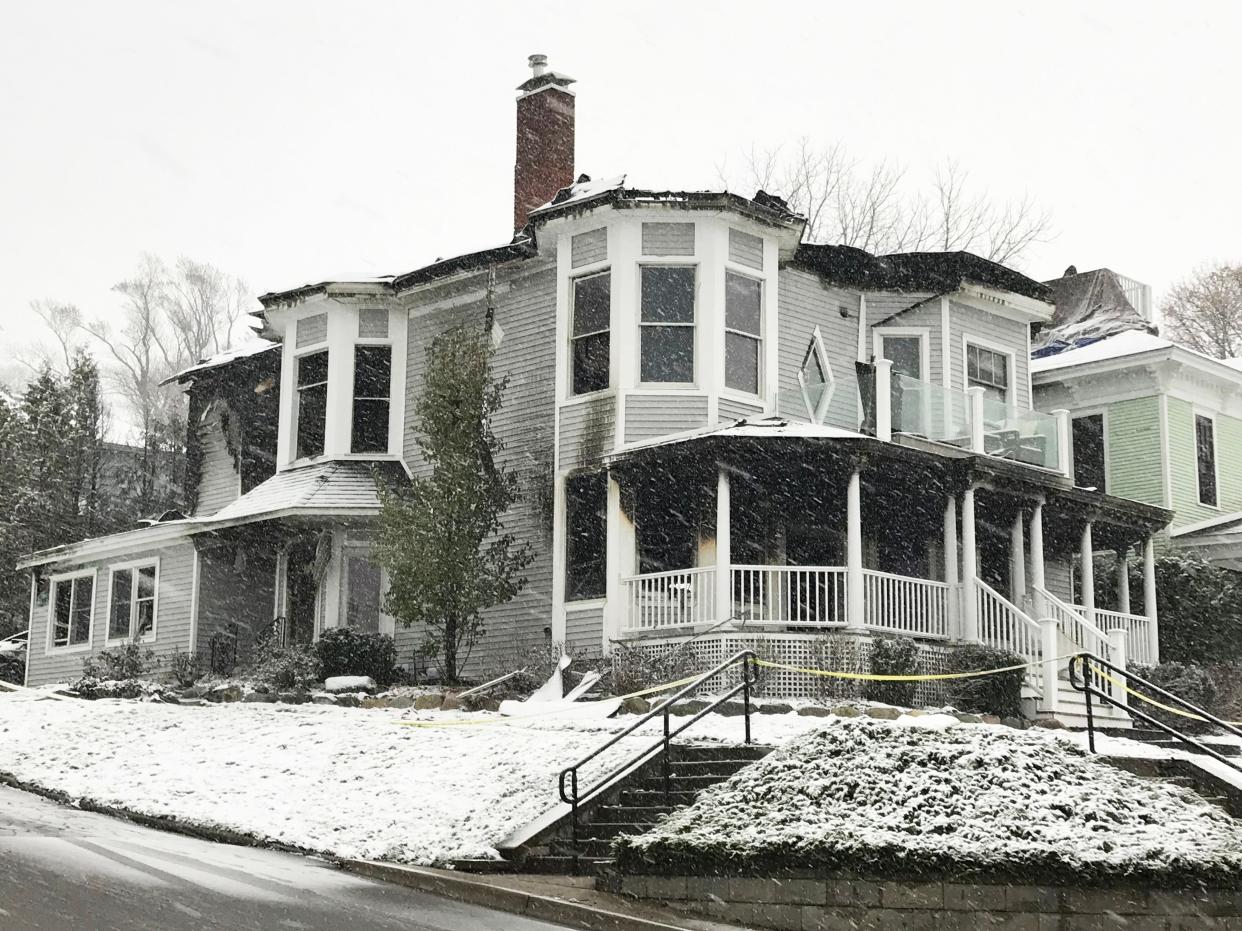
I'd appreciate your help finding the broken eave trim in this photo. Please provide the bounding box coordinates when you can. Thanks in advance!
[16,522,197,570]
[529,189,805,232]
[258,279,396,310]
[190,505,382,535]
[390,240,538,293]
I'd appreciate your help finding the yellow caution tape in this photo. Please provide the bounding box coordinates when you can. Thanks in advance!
[755,654,1079,682]
[1086,663,1242,728]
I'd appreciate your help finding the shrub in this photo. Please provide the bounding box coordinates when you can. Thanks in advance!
[946,644,1025,719]
[71,677,166,700]
[315,628,398,687]
[611,643,703,698]
[244,641,321,691]
[81,643,156,680]
[1132,662,1219,735]
[167,648,204,688]
[863,636,919,707]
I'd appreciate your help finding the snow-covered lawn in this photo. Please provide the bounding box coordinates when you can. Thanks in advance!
[0,692,821,865]
[616,717,1242,886]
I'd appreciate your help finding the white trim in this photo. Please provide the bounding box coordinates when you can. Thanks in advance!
[722,267,765,400]
[951,285,1054,323]
[567,267,613,400]
[961,334,1017,406]
[103,558,161,646]
[24,572,37,686]
[45,568,98,655]
[636,261,699,389]
[797,326,834,425]
[1193,408,1221,509]
[188,548,201,655]
[940,297,952,394]
[17,522,194,570]
[872,327,931,382]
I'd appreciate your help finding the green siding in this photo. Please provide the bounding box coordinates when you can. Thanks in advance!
[1166,398,1242,529]
[1105,397,1164,507]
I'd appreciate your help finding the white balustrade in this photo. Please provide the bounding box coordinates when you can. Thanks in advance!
[622,567,716,631]
[975,579,1043,665]
[1076,605,1153,667]
[730,565,848,627]
[862,569,950,639]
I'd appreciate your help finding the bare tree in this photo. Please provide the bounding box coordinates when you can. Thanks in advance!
[26,300,84,373]
[164,257,249,365]
[720,139,1052,266]
[1162,263,1242,358]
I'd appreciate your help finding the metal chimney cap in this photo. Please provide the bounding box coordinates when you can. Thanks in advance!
[528,54,548,77]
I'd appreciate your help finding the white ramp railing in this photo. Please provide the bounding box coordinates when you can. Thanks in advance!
[976,579,1043,669]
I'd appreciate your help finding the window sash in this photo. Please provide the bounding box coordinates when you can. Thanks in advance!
[108,564,158,641]
[52,575,93,648]
[1196,415,1218,506]
[725,331,761,394]
[966,344,1009,402]
[571,331,610,395]
[639,325,695,383]
[572,272,611,395]
[296,350,329,460]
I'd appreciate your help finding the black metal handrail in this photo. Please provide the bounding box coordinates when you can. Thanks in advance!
[557,649,760,848]
[1068,652,1242,774]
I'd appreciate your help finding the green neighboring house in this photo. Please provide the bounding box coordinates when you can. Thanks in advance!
[1031,270,1242,568]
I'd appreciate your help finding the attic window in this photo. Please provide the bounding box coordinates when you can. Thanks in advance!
[352,346,391,454]
[296,350,329,460]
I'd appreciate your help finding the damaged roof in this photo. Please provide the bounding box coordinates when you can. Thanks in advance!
[1034,267,1156,354]
[164,339,281,385]
[790,244,1053,303]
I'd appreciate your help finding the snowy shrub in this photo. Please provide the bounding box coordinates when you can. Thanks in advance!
[315,629,397,687]
[82,643,156,680]
[863,636,919,707]
[615,719,1242,887]
[168,647,204,688]
[945,644,1024,719]
[1131,662,1218,735]
[611,643,703,697]
[244,642,321,691]
[71,677,167,700]
[0,652,23,685]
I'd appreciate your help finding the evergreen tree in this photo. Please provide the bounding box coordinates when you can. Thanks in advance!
[375,324,533,683]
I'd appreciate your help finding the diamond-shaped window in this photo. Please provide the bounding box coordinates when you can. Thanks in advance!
[798,327,835,424]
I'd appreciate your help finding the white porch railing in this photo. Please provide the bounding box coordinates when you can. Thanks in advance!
[1073,604,1154,667]
[731,565,848,626]
[863,569,950,639]
[1038,588,1113,664]
[976,579,1042,666]
[623,567,716,631]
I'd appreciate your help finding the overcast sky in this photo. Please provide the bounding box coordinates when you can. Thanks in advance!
[3,0,1240,382]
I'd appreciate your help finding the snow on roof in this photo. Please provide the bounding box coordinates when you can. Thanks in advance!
[196,460,404,528]
[1036,268,1152,350]
[1030,330,1174,374]
[166,339,280,384]
[535,174,627,212]
[613,415,866,458]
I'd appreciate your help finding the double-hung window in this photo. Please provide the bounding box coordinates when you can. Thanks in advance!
[966,343,1010,404]
[571,272,610,395]
[724,272,762,394]
[108,563,157,642]
[352,345,392,454]
[51,573,94,649]
[1196,414,1218,507]
[296,350,329,460]
[639,266,695,384]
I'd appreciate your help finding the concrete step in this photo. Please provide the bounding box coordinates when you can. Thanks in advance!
[616,788,701,807]
[593,805,675,824]
[582,821,656,839]
[661,759,754,777]
[629,774,733,793]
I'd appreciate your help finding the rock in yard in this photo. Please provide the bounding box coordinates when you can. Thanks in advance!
[465,696,501,713]
[384,696,415,709]
[207,684,243,703]
[715,701,751,717]
[797,705,834,717]
[243,692,277,704]
[413,694,443,711]
[1001,716,1027,729]
[865,706,902,720]
[335,695,361,708]
[311,694,338,705]
[953,712,984,724]
[440,693,462,711]
[1032,718,1066,729]
[758,702,794,715]
[621,696,652,715]
[324,676,377,694]
[669,699,710,717]
[277,692,309,705]
[832,704,862,717]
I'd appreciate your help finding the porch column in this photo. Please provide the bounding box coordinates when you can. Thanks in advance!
[961,484,979,642]
[1143,535,1160,663]
[875,358,893,442]
[1029,499,1046,618]
[1116,548,1132,616]
[943,494,959,639]
[846,467,865,629]
[715,466,731,626]
[1080,521,1096,628]
[1053,409,1072,477]
[604,473,636,644]
[1010,510,1027,612]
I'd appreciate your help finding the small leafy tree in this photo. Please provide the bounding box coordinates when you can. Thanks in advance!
[375,324,533,683]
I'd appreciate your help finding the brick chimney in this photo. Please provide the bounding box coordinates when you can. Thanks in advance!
[513,54,576,232]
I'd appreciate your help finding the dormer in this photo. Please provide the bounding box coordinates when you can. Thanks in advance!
[260,284,407,470]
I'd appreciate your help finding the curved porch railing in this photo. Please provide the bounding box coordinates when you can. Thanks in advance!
[975,579,1042,666]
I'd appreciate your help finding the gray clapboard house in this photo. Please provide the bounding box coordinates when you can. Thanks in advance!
[18,57,1170,723]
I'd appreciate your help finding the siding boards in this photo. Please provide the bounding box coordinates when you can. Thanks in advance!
[559,397,616,468]
[947,302,1031,409]
[728,229,763,269]
[641,223,695,256]
[1044,556,1074,603]
[1166,399,1242,529]
[776,268,859,431]
[26,542,197,687]
[571,228,607,268]
[871,294,942,389]
[358,308,388,338]
[401,260,557,673]
[565,604,604,656]
[195,404,239,517]
[624,394,708,443]
[719,396,764,424]
[296,313,327,348]
[1105,397,1164,508]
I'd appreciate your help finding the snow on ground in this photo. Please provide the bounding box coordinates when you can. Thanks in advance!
[0,693,829,865]
[617,718,1242,885]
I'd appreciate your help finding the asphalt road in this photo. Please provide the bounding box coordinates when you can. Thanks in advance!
[0,785,571,931]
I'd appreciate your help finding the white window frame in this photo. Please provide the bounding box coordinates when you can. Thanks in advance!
[872,327,931,383]
[338,548,393,636]
[721,269,764,400]
[1194,409,1220,509]
[962,336,1016,406]
[798,326,835,425]
[46,569,97,654]
[637,262,698,389]
[292,343,330,465]
[349,339,394,456]
[105,558,160,646]
[569,269,613,399]
[1069,408,1110,493]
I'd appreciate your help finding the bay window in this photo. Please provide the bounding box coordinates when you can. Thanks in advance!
[571,272,610,395]
[352,345,392,454]
[296,350,329,460]
[724,271,762,394]
[640,266,696,383]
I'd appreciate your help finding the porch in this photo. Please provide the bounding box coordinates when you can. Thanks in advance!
[601,425,1169,720]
